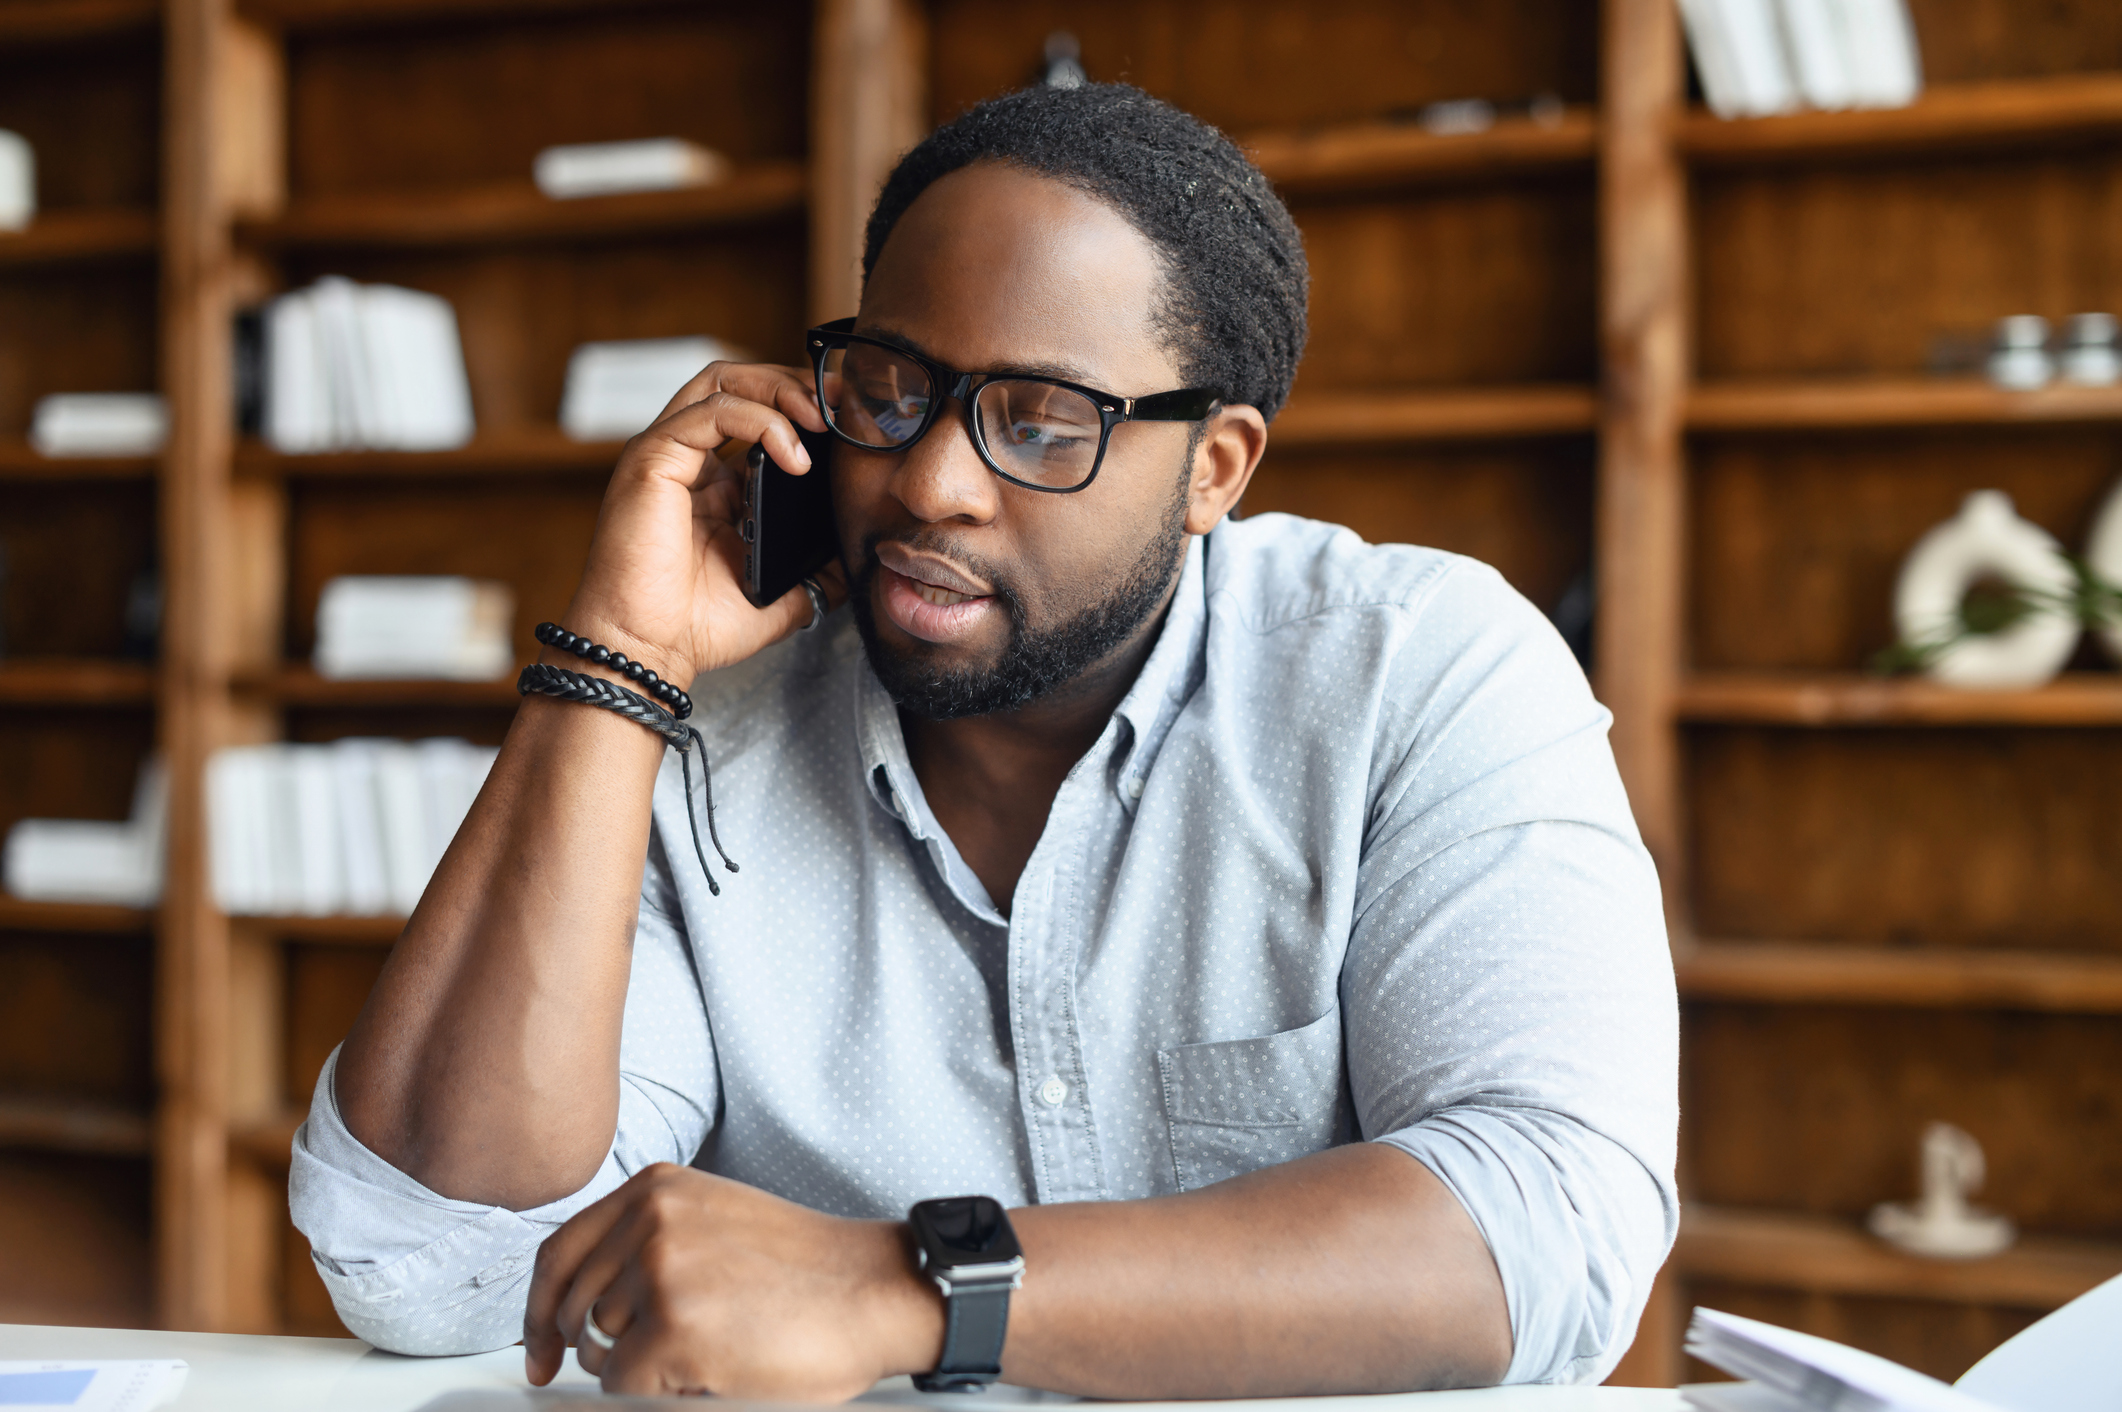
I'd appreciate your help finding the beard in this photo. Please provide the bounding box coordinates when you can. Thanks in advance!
[850,476,1189,721]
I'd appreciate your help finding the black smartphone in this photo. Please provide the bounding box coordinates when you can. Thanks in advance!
[741,425,838,610]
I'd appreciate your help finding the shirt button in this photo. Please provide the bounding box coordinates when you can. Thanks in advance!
[1038,1077,1069,1106]
[1125,777,1143,800]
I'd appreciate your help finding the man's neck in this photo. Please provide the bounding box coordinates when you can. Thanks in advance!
[900,573,1181,916]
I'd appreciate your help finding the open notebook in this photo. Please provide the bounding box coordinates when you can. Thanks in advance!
[1684,1271,2122,1412]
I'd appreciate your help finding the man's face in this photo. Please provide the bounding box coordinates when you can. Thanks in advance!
[831,162,1200,720]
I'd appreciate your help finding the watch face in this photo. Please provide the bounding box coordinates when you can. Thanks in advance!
[912,1196,1022,1268]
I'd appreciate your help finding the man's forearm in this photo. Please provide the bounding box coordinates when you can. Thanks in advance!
[998,1142,1511,1397]
[334,648,673,1211]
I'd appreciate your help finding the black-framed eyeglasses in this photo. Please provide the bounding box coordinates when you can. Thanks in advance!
[805,317,1221,494]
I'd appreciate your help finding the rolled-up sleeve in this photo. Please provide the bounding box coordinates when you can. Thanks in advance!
[288,849,720,1354]
[1345,564,1680,1385]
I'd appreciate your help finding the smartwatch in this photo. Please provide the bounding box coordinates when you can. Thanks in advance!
[907,1195,1024,1392]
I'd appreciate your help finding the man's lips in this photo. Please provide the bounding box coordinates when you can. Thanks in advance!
[874,542,992,599]
[876,563,998,645]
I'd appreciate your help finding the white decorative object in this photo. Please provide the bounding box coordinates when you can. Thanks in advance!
[29,393,168,457]
[1,761,166,906]
[2086,477,2122,664]
[559,335,741,441]
[2058,312,2120,386]
[314,575,514,681]
[1894,490,2079,688]
[1868,1122,2015,1260]
[0,129,32,231]
[532,138,727,200]
[1986,315,2053,390]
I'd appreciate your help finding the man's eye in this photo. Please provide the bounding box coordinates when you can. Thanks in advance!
[1008,420,1079,448]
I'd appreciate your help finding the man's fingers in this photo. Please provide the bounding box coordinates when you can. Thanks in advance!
[637,391,811,485]
[655,361,826,435]
[520,1183,639,1384]
[771,557,851,639]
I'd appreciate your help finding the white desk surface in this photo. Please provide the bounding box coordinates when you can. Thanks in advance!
[1,1324,1688,1412]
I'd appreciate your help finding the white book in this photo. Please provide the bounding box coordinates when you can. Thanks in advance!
[1776,0,1854,109]
[0,127,33,231]
[206,749,251,914]
[533,138,728,200]
[1719,0,1802,116]
[265,289,328,453]
[359,283,475,451]
[314,575,514,681]
[331,739,391,916]
[0,759,166,907]
[288,745,344,917]
[374,744,430,918]
[414,738,480,883]
[1678,0,1751,119]
[1833,0,1921,108]
[261,746,305,916]
[29,393,169,457]
[311,275,375,449]
[559,336,739,442]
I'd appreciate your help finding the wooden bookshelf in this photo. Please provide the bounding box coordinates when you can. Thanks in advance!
[233,664,521,707]
[1688,377,2122,431]
[1676,1205,2122,1311]
[0,207,157,267]
[0,0,158,46]
[227,1111,301,1171]
[0,896,153,934]
[0,1095,154,1158]
[234,429,620,480]
[236,915,404,945]
[1676,943,2122,1013]
[239,162,808,250]
[1245,107,1597,195]
[0,441,158,480]
[1678,673,2122,728]
[1273,385,1597,446]
[237,0,694,29]
[1680,72,2122,165]
[0,660,156,706]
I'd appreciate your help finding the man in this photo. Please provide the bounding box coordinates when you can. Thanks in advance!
[293,83,1676,1400]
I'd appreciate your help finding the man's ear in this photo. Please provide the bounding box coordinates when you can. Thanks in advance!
[1183,405,1268,535]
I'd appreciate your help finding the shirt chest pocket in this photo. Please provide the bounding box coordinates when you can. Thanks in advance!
[1155,1005,1353,1192]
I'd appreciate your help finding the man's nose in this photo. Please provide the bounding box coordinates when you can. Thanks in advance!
[889,401,1000,525]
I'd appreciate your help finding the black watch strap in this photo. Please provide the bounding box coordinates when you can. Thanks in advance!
[913,1282,1011,1392]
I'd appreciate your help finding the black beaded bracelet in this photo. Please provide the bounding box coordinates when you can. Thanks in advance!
[534,621,692,720]
[516,660,738,896]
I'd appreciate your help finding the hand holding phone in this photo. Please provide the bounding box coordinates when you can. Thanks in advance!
[741,425,838,610]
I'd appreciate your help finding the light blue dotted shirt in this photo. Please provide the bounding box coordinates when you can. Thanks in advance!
[290,512,1679,1385]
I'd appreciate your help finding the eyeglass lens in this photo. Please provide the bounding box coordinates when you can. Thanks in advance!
[820,341,1105,489]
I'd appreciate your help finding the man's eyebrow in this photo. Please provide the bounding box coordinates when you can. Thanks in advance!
[856,324,1101,386]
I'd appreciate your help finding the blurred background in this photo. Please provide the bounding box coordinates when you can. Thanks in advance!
[1,0,2119,1387]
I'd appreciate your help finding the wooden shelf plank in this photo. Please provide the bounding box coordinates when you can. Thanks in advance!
[0,0,158,46]
[1681,73,2122,164]
[240,0,693,30]
[0,895,153,933]
[235,663,522,706]
[1273,384,1598,447]
[1247,108,1597,194]
[235,428,621,479]
[1688,377,2122,431]
[1675,1205,2122,1310]
[231,913,405,945]
[1678,672,2122,727]
[0,439,158,480]
[0,207,157,267]
[240,162,806,250]
[1678,941,2122,1012]
[227,1110,302,1171]
[0,659,157,707]
[0,1095,153,1157]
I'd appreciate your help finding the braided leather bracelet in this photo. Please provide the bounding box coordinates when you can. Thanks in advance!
[517,655,739,896]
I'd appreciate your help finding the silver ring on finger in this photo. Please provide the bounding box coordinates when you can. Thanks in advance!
[799,576,829,631]
[581,1302,619,1353]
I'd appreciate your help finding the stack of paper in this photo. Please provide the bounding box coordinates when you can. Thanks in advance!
[264,276,475,453]
[1,762,166,907]
[208,738,498,918]
[1684,1308,2002,1412]
[533,138,728,200]
[29,394,169,457]
[314,575,515,681]
[0,1360,187,1412]
[559,336,741,442]
[1679,0,1922,119]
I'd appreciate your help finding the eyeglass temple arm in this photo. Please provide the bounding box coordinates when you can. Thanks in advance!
[1124,388,1222,422]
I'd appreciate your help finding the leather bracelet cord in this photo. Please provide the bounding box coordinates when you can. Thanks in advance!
[533,621,693,718]
[516,660,739,896]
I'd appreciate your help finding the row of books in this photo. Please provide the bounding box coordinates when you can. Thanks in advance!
[252,277,478,453]
[208,739,497,918]
[1,764,165,907]
[1679,0,1921,119]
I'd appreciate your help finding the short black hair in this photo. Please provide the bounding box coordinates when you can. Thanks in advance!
[862,82,1309,422]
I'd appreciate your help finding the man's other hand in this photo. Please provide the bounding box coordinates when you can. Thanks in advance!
[522,1164,944,1400]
